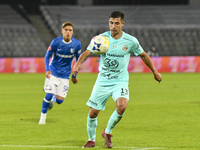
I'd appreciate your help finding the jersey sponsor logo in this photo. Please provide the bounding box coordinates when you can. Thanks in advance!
[106,53,124,57]
[78,50,81,54]
[48,46,52,51]
[57,49,62,51]
[103,58,119,69]
[56,53,74,58]
[70,48,75,53]
[113,45,117,48]
[122,45,128,51]
[110,69,120,72]
[100,73,118,80]
[102,67,109,71]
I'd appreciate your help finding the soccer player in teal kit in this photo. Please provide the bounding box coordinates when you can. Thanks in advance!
[73,11,162,148]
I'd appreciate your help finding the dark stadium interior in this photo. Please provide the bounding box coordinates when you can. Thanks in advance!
[0,0,199,57]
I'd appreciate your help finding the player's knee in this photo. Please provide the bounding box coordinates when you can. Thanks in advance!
[45,93,54,101]
[117,108,126,115]
[89,113,98,118]
[53,96,64,104]
[117,105,127,115]
[56,98,64,104]
[89,108,99,118]
[116,98,128,115]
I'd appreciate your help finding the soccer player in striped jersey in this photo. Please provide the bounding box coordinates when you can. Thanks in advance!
[39,22,81,125]
[73,11,162,148]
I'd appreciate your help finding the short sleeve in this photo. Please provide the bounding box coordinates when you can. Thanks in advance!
[131,37,143,56]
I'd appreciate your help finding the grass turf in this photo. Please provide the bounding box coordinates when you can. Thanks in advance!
[0,73,199,150]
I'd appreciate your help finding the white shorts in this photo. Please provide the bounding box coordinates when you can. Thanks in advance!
[43,74,69,98]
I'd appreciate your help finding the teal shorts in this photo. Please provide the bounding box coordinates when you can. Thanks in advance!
[86,83,129,110]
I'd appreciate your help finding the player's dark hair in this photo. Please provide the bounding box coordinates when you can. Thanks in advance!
[109,11,124,21]
[62,22,74,29]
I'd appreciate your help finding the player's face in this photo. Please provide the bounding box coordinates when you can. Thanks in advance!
[109,17,124,39]
[62,26,73,42]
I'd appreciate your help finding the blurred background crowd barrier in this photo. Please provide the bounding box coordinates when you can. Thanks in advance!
[0,0,200,72]
[1,56,200,73]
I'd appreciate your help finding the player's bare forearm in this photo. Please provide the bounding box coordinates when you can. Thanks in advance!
[72,50,92,75]
[78,50,92,64]
[140,51,156,73]
[139,51,162,83]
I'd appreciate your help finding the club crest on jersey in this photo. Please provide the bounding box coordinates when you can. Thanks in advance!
[122,45,128,51]
[70,48,75,53]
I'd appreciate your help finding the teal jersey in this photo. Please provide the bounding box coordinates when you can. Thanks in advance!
[87,31,143,85]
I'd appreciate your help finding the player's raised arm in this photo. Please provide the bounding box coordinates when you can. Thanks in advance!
[139,51,162,83]
[72,50,92,76]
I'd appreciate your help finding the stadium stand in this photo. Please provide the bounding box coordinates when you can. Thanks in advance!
[0,5,200,57]
[40,5,200,56]
[0,5,47,57]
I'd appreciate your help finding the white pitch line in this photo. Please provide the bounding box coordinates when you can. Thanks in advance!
[0,145,165,149]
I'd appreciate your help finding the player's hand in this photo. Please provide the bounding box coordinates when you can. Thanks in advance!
[72,63,81,76]
[154,72,162,83]
[46,70,52,79]
[71,77,78,84]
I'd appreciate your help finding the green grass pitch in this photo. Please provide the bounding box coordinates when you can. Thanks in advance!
[0,73,199,150]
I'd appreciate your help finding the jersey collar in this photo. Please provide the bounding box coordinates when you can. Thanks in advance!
[62,39,72,44]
